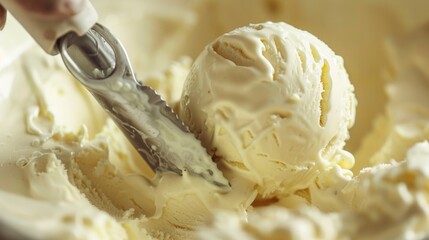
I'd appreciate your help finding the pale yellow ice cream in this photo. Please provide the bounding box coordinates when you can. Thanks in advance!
[0,0,429,240]
[199,142,429,240]
[0,46,254,239]
[354,22,429,172]
[0,18,255,240]
[179,21,356,199]
[196,30,429,235]
[198,206,342,240]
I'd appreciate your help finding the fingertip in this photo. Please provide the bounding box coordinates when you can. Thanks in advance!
[0,5,6,31]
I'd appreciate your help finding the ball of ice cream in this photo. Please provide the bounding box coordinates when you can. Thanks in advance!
[179,22,356,199]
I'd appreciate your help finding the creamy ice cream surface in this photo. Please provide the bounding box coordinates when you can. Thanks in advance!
[199,142,429,240]
[179,22,356,200]
[1,1,429,240]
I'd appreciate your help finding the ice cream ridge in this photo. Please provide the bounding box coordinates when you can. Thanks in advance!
[179,21,356,200]
[1,20,429,240]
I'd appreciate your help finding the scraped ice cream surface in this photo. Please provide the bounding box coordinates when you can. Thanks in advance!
[1,1,429,240]
[179,22,356,200]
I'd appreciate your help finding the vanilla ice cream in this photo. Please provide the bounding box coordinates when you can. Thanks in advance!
[179,22,356,199]
[354,22,429,172]
[198,206,342,240]
[198,141,429,240]
[0,19,255,240]
[1,0,429,240]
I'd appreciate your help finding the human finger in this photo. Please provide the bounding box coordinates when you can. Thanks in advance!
[0,4,6,30]
[16,0,84,20]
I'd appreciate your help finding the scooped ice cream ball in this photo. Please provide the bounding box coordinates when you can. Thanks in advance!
[179,22,357,199]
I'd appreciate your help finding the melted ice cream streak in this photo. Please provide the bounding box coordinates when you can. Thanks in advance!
[58,23,230,190]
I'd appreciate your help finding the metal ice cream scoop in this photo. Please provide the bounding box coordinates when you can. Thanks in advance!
[1,0,230,191]
[58,24,230,190]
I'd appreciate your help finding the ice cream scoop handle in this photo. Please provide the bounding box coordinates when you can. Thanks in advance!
[0,0,97,55]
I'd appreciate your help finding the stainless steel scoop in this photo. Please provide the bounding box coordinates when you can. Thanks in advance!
[0,0,229,191]
[57,23,230,191]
